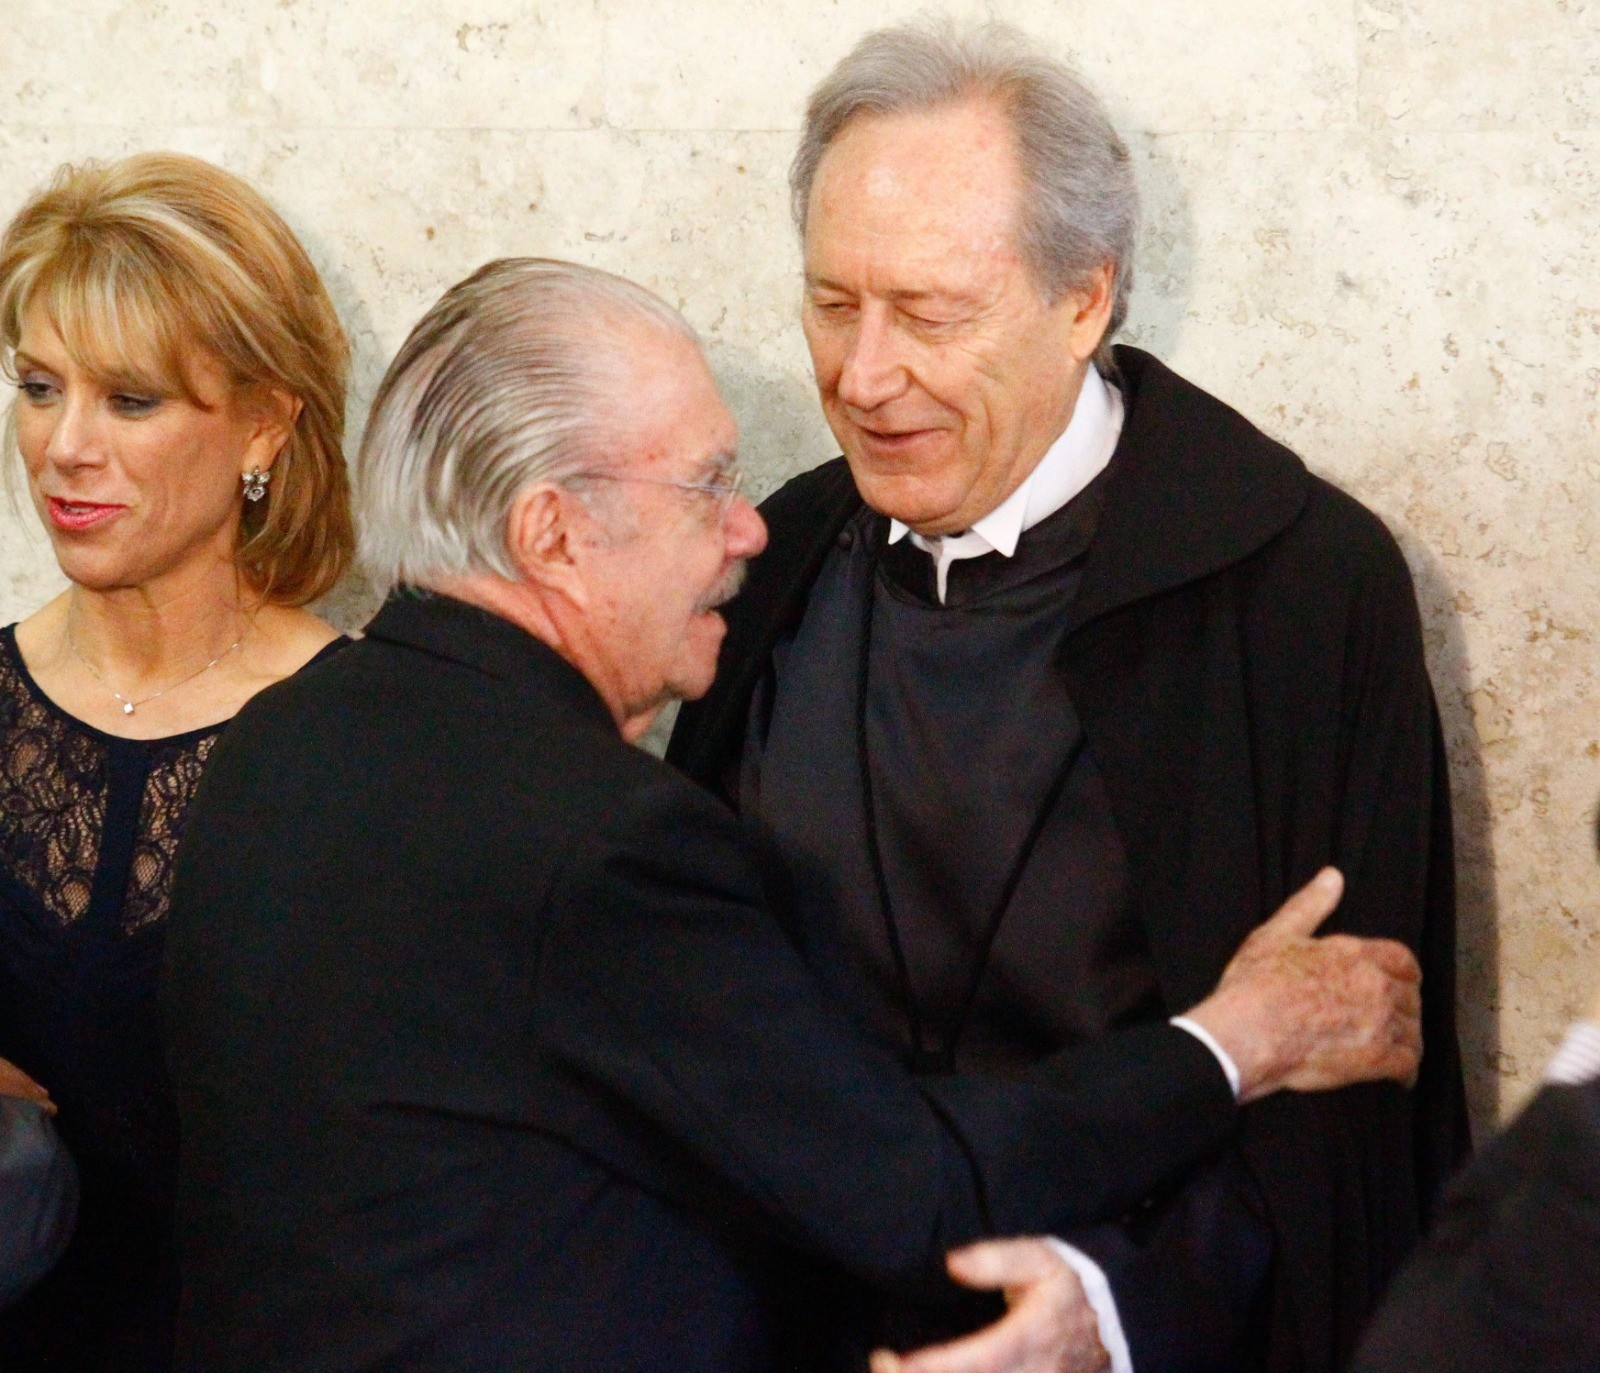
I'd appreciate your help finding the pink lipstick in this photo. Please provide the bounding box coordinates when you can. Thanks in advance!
[47,498,126,532]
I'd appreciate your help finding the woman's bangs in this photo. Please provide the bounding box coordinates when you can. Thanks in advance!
[27,250,201,402]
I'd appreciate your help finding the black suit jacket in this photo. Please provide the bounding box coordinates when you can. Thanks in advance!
[162,591,1237,1373]
[669,347,1469,1372]
[1352,1079,1600,1373]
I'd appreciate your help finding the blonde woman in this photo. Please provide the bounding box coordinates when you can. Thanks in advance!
[0,153,352,1371]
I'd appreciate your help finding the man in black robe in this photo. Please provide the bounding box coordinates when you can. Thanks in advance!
[669,21,1468,1373]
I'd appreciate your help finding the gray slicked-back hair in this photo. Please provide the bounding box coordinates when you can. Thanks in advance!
[791,19,1140,364]
[356,257,695,589]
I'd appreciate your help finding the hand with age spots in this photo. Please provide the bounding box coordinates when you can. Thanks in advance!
[1186,868,1424,1103]
[870,1239,1109,1373]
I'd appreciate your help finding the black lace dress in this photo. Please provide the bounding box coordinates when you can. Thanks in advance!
[0,624,343,1371]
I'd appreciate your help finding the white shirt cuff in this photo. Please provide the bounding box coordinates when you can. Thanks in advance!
[1546,1020,1600,1086]
[1044,1238,1133,1373]
[1169,1015,1243,1100]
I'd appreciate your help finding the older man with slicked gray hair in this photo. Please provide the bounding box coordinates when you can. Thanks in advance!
[671,18,1467,1373]
[164,255,1425,1373]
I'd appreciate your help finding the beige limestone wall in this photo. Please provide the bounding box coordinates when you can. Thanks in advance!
[3,0,1596,1125]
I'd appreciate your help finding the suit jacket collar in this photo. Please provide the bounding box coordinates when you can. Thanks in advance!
[364,589,616,735]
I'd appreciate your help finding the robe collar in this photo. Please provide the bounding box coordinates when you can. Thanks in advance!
[1065,347,1309,631]
[668,346,1311,780]
[778,346,1312,636]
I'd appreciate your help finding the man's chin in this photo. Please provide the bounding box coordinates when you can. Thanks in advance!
[848,466,972,531]
[674,612,727,702]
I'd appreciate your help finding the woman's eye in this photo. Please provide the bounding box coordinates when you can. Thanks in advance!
[109,393,161,417]
[16,380,55,403]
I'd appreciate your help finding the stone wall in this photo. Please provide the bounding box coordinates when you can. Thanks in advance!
[6,0,1597,1124]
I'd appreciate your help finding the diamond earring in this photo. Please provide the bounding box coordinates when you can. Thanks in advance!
[242,467,271,503]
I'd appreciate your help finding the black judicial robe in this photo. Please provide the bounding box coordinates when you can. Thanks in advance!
[742,486,1277,1367]
[669,346,1469,1373]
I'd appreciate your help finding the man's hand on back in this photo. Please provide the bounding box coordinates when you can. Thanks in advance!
[868,870,1420,1373]
[1186,868,1423,1104]
[870,1239,1109,1373]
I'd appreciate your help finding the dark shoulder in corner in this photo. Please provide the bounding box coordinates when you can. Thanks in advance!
[223,640,342,730]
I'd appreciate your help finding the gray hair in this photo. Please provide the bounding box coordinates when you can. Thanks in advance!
[355,257,695,589]
[791,19,1139,363]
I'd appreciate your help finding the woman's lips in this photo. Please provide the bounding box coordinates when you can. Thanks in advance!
[46,498,126,532]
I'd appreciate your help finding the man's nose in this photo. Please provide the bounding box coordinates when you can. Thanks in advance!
[834,308,908,413]
[723,494,767,561]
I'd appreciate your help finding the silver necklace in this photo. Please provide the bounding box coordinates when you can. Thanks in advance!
[67,619,245,716]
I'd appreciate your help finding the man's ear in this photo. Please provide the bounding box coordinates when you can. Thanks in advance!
[507,483,589,603]
[239,384,305,476]
[1063,261,1116,364]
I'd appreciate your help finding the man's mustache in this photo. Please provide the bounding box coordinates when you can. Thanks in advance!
[697,559,748,614]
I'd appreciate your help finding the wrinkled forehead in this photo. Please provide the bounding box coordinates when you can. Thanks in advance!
[805,101,1026,275]
[602,320,738,473]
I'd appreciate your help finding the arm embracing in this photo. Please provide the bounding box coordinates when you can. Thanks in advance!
[534,775,1237,1292]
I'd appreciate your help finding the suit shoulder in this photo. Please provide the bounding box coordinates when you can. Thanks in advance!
[210,635,635,822]
[601,752,752,845]
[196,642,361,788]
[556,751,766,906]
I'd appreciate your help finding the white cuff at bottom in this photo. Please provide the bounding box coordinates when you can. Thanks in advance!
[1043,1238,1133,1373]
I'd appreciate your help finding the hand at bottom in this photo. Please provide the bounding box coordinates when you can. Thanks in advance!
[870,1238,1110,1373]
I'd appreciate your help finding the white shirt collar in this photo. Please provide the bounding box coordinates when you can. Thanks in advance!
[887,367,1124,602]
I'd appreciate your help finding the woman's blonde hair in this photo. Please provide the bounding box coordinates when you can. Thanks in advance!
[0,151,353,605]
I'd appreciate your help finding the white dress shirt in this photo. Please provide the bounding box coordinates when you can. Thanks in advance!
[886,367,1242,1373]
[1547,1020,1600,1086]
[888,365,1123,604]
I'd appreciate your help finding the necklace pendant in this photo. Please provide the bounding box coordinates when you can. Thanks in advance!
[122,702,135,715]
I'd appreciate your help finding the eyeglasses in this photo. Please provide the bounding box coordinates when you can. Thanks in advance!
[576,467,746,523]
